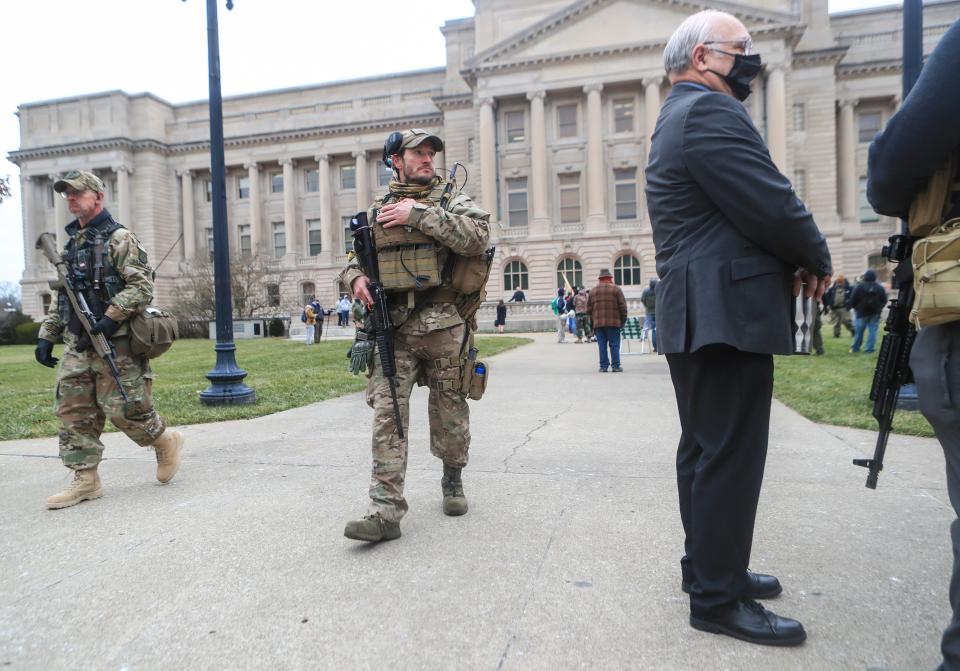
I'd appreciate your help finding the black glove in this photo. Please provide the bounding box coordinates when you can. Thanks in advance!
[75,333,92,353]
[35,339,59,368]
[90,315,120,339]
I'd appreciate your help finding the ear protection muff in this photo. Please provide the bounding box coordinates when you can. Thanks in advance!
[382,131,404,168]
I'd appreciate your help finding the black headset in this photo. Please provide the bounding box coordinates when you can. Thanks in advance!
[382,131,404,168]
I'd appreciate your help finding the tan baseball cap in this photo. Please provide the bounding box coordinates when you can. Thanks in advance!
[53,170,105,194]
[400,129,443,153]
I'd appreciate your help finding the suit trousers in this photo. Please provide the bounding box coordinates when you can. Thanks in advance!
[666,345,774,616]
[911,323,960,671]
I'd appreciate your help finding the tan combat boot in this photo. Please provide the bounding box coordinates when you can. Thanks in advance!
[47,468,102,510]
[442,464,468,516]
[152,429,184,484]
[344,515,401,542]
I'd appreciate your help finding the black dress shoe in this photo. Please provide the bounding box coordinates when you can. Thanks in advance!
[681,570,782,600]
[689,599,806,647]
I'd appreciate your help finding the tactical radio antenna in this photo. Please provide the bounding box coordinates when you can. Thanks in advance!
[439,162,467,210]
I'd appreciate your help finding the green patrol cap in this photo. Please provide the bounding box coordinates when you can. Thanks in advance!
[53,169,105,194]
[401,129,443,153]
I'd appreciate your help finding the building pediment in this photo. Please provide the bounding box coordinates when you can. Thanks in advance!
[465,0,798,75]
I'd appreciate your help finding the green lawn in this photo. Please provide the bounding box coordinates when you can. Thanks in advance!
[773,332,934,437]
[0,335,531,441]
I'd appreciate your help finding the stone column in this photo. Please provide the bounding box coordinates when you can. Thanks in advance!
[643,77,662,163]
[179,170,196,261]
[281,159,297,256]
[316,154,333,261]
[245,161,261,255]
[527,90,549,236]
[478,97,498,222]
[22,175,39,270]
[115,165,132,225]
[584,84,607,232]
[837,99,858,221]
[354,150,369,213]
[765,66,788,173]
[50,174,68,250]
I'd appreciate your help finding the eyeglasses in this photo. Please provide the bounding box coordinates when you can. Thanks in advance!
[703,39,754,55]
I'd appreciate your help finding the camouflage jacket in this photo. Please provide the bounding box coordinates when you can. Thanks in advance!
[340,178,490,335]
[39,209,154,344]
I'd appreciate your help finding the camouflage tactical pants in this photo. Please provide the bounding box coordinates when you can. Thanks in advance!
[365,324,470,523]
[55,337,166,470]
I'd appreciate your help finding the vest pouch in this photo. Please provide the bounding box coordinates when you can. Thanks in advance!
[129,306,179,359]
[459,358,488,401]
[448,253,489,294]
[912,218,960,328]
[374,223,443,292]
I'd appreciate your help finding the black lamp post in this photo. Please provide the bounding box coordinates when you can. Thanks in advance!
[188,0,256,406]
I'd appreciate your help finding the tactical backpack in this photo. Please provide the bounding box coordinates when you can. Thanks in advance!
[861,285,887,315]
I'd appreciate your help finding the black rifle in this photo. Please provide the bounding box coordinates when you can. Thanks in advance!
[35,232,132,408]
[350,211,404,439]
[853,234,915,488]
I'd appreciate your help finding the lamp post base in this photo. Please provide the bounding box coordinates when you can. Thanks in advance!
[199,342,256,406]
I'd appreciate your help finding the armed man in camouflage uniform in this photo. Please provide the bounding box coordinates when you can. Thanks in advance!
[34,170,184,509]
[341,129,490,542]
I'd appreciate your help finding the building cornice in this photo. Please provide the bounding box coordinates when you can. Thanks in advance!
[836,58,902,80]
[8,112,444,165]
[431,93,474,112]
[792,45,849,69]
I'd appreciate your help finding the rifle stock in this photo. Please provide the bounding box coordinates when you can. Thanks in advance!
[35,232,131,406]
[349,212,405,439]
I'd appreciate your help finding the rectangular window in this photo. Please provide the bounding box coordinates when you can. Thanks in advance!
[270,173,283,194]
[237,175,250,200]
[267,284,280,307]
[792,103,805,132]
[107,177,118,202]
[305,169,319,193]
[859,176,878,222]
[613,98,634,134]
[45,184,54,208]
[858,111,882,143]
[342,215,354,253]
[273,221,286,257]
[793,169,806,202]
[613,167,638,220]
[505,177,528,227]
[558,173,581,224]
[203,180,212,203]
[206,227,214,261]
[505,110,525,144]
[340,165,356,190]
[557,104,578,138]
[239,224,251,257]
[307,219,322,256]
[376,161,392,187]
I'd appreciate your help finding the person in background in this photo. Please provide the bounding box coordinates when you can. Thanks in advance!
[587,268,627,372]
[337,294,352,327]
[495,299,507,334]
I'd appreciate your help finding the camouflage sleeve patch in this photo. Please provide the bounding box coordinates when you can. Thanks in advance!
[38,289,64,341]
[107,229,154,319]
[407,191,490,256]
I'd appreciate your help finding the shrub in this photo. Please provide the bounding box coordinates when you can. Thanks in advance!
[13,321,40,345]
[268,318,285,337]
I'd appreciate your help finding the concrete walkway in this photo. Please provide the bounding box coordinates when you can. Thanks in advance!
[0,333,951,670]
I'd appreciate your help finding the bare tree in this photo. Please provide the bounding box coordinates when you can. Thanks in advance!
[0,282,21,313]
[0,176,11,205]
[172,255,294,320]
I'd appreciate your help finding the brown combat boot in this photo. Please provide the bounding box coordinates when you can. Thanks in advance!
[152,429,184,484]
[442,464,468,516]
[47,468,102,510]
[344,515,401,542]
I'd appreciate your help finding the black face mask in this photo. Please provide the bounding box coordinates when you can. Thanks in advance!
[709,52,762,102]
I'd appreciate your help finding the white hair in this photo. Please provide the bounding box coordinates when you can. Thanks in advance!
[663,10,727,76]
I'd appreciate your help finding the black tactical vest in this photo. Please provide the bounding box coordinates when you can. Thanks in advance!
[58,210,126,328]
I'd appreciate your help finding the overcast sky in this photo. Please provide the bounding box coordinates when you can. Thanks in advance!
[1,0,901,289]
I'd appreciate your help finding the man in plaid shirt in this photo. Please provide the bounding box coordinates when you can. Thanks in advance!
[587,268,628,372]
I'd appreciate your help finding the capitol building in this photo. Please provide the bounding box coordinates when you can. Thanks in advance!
[10,0,959,321]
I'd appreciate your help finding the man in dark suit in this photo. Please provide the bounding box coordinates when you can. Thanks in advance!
[646,9,832,646]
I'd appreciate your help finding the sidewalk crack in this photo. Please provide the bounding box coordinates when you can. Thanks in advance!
[503,404,572,473]
[495,507,566,671]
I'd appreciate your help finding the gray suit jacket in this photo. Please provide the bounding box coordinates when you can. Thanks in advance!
[645,82,832,355]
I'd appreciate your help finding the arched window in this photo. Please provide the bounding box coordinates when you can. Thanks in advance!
[503,260,529,291]
[614,255,641,286]
[556,258,583,290]
[301,282,315,306]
